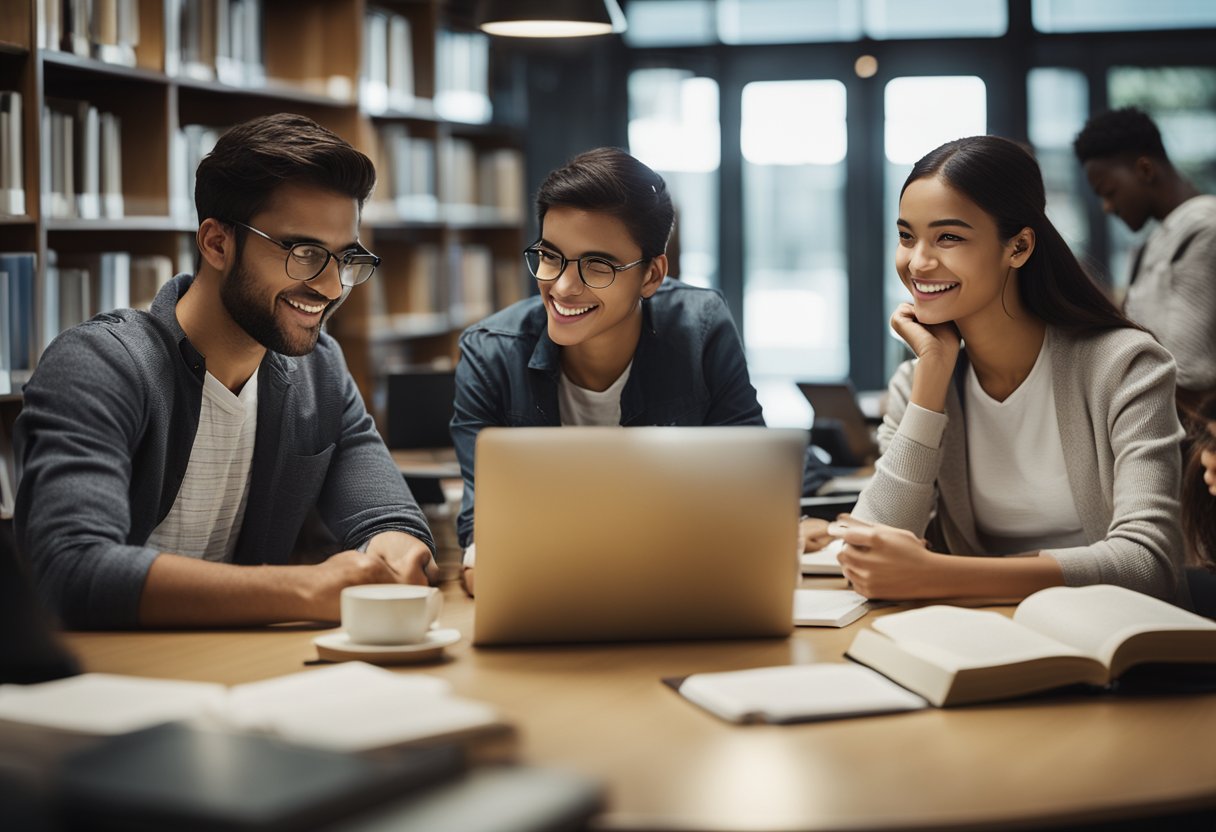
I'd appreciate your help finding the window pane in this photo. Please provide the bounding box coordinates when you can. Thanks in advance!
[883,76,986,377]
[1033,0,1216,32]
[741,80,848,428]
[864,0,1007,39]
[719,0,862,44]
[624,1,717,47]
[1105,66,1216,291]
[1028,68,1090,253]
[628,69,720,289]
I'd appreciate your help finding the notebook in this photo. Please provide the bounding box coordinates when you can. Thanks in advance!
[472,427,807,645]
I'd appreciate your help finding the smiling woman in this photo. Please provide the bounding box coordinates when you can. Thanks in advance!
[836,135,1190,608]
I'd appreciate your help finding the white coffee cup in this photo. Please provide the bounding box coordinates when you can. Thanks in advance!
[340,585,443,645]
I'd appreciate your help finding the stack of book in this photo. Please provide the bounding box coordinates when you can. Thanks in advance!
[172,124,221,224]
[364,244,445,335]
[0,92,24,216]
[42,250,175,349]
[439,140,524,224]
[39,0,140,66]
[362,8,414,113]
[169,0,265,84]
[434,30,490,124]
[448,244,493,326]
[477,148,525,222]
[366,125,437,222]
[41,98,124,220]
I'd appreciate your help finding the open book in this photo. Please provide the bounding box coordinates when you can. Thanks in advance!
[846,584,1216,707]
[0,661,513,757]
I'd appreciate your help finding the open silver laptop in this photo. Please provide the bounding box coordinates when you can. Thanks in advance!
[472,427,806,646]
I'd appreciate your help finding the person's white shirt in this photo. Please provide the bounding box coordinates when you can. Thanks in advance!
[146,369,259,562]
[964,333,1087,555]
[464,362,633,568]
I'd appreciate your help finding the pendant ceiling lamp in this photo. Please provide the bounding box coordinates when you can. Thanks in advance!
[477,0,627,38]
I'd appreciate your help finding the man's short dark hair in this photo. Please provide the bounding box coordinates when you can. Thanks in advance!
[1073,107,1169,164]
[536,147,675,260]
[195,113,376,226]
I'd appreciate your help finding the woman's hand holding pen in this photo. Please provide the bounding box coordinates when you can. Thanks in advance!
[828,514,944,599]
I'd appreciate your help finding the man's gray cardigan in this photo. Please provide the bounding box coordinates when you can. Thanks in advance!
[14,274,434,629]
[853,325,1188,606]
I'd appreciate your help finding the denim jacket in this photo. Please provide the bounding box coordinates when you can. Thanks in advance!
[450,279,822,547]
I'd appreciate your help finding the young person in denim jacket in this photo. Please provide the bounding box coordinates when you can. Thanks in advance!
[451,148,825,594]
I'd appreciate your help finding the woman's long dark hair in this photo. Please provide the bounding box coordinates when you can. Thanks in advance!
[902,136,1142,333]
[1183,396,1216,569]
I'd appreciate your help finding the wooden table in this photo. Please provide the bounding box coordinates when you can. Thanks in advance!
[62,581,1216,831]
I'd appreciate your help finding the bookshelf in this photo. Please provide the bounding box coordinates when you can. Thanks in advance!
[0,0,530,418]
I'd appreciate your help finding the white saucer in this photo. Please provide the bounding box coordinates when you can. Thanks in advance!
[313,628,461,665]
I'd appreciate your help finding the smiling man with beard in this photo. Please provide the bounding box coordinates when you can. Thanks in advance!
[14,113,436,629]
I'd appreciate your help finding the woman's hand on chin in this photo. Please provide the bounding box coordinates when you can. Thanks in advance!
[891,303,960,366]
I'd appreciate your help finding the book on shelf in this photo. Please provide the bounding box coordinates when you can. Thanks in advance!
[99,110,123,218]
[42,99,124,221]
[42,250,94,349]
[41,102,74,219]
[56,250,131,315]
[664,663,928,725]
[793,588,870,628]
[214,0,265,87]
[60,0,92,57]
[0,253,36,386]
[89,0,140,67]
[494,256,525,309]
[130,254,175,310]
[478,148,525,221]
[449,244,493,325]
[438,137,478,208]
[0,92,24,216]
[175,124,221,223]
[435,29,491,123]
[0,409,14,518]
[0,661,514,760]
[0,270,9,396]
[369,243,441,324]
[38,0,63,51]
[387,13,415,111]
[361,10,389,112]
[368,125,438,222]
[846,584,1216,707]
[178,0,218,81]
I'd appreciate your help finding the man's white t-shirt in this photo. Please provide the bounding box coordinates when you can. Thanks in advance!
[556,361,633,427]
[146,369,259,562]
[965,336,1087,555]
[464,362,633,568]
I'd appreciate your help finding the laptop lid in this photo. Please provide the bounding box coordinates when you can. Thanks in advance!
[472,427,805,646]
[796,382,877,464]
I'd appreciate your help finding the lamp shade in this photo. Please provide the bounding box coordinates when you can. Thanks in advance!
[477,0,627,38]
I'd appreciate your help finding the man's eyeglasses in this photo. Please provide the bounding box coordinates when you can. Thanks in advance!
[228,220,380,287]
[523,244,649,290]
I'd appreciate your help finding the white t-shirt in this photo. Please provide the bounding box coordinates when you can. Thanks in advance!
[146,369,259,562]
[964,335,1087,555]
[557,361,633,427]
[464,362,633,568]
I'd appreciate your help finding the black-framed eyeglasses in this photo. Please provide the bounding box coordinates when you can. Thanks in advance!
[228,220,381,287]
[523,244,649,290]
